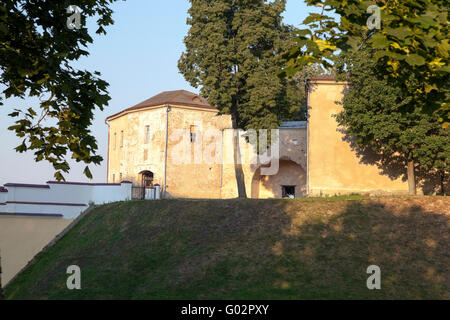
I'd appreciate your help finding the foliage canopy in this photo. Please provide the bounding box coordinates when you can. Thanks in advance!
[0,0,120,180]
[282,0,449,126]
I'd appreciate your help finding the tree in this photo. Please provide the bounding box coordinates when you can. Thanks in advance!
[179,0,298,197]
[334,47,449,195]
[282,0,449,127]
[0,0,120,180]
[284,64,332,121]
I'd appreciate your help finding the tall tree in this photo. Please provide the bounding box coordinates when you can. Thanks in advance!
[334,47,449,195]
[179,0,296,197]
[284,64,332,121]
[282,0,449,127]
[0,0,120,180]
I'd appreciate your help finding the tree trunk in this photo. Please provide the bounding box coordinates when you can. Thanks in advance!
[232,119,247,198]
[407,159,417,195]
[440,171,446,196]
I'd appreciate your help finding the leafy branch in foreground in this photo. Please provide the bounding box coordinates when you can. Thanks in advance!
[282,0,449,126]
[0,0,121,180]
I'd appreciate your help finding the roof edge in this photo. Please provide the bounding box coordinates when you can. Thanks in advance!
[105,102,219,122]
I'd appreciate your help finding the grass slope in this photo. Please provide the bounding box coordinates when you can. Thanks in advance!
[5,197,450,300]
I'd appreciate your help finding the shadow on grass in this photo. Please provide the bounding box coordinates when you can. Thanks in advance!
[268,200,449,299]
[5,198,449,300]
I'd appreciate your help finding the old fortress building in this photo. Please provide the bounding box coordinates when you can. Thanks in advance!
[105,79,413,199]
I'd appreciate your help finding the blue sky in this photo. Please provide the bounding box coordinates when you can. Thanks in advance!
[0,0,322,185]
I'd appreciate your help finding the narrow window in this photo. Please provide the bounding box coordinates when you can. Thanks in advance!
[120,130,124,148]
[143,149,148,161]
[120,173,123,181]
[114,133,117,150]
[112,174,115,183]
[145,125,150,144]
[282,186,296,199]
[190,125,197,143]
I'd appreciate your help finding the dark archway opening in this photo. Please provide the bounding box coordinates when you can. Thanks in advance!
[139,170,154,188]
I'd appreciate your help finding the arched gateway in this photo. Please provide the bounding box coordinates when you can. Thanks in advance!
[251,160,306,199]
[138,170,154,187]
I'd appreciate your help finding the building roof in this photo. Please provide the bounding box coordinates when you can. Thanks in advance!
[280,121,307,129]
[106,90,217,121]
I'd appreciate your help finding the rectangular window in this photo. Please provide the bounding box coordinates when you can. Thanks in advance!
[114,133,117,150]
[143,149,148,161]
[112,174,115,183]
[282,186,296,198]
[190,125,197,143]
[120,131,124,148]
[145,125,150,144]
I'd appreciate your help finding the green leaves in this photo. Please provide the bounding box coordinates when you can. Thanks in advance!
[405,54,426,66]
[1,0,118,180]
[385,27,414,41]
[284,0,450,126]
[371,33,391,48]
[84,166,93,179]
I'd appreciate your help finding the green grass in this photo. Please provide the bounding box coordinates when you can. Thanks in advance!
[5,196,450,300]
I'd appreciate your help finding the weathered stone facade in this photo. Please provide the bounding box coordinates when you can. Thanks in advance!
[106,83,419,199]
[106,90,307,198]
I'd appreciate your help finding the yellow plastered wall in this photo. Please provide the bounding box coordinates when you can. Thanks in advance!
[0,217,73,285]
[307,80,410,196]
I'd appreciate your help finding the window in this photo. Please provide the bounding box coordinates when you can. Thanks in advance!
[282,186,296,198]
[190,125,197,143]
[114,133,117,150]
[143,149,148,161]
[112,174,115,183]
[120,131,124,148]
[145,125,150,144]
[120,173,122,181]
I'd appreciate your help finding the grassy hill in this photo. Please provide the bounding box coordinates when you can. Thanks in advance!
[5,196,450,300]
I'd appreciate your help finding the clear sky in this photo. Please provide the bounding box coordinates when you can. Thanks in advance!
[0,0,322,185]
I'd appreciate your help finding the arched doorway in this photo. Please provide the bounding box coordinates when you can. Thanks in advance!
[251,160,306,199]
[138,170,154,188]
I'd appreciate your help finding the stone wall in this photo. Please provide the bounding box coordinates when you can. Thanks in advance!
[107,103,308,199]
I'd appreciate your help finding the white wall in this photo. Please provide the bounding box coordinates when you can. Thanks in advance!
[0,190,7,204]
[1,181,132,219]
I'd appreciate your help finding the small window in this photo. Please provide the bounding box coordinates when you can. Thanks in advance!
[143,149,148,161]
[114,133,117,150]
[190,125,197,143]
[120,131,124,148]
[112,174,115,183]
[145,125,150,144]
[282,186,296,199]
